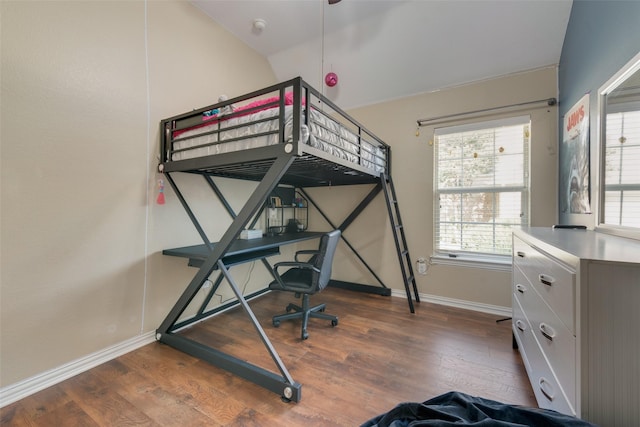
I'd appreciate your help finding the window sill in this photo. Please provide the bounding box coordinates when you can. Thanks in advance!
[430,254,512,272]
[595,225,640,242]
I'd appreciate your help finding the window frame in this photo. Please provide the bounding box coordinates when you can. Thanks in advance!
[595,50,640,241]
[432,115,531,270]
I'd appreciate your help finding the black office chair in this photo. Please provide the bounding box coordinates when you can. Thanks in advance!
[268,229,341,340]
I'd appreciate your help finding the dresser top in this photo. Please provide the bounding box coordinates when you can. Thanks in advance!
[516,227,640,265]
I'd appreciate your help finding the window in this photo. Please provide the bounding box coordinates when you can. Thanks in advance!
[434,116,530,262]
[602,107,640,228]
[597,51,640,240]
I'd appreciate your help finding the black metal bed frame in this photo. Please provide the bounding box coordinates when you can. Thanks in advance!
[156,77,418,402]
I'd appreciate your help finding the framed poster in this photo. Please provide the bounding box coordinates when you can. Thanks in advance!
[560,93,591,214]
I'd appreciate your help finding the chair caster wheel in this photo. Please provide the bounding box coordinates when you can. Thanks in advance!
[302,331,309,340]
[331,319,338,327]
[273,320,280,327]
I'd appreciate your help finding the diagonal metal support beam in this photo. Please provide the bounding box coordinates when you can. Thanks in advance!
[337,182,383,231]
[158,154,295,334]
[165,172,213,250]
[217,260,295,385]
[197,272,225,316]
[157,153,302,402]
[203,174,237,219]
[299,186,389,290]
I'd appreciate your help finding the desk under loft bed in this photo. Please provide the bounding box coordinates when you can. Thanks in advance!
[156,77,418,402]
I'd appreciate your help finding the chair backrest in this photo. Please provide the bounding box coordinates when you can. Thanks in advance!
[312,229,341,292]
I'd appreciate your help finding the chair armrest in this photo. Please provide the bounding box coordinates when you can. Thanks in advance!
[295,249,319,262]
[273,261,320,273]
[270,261,320,290]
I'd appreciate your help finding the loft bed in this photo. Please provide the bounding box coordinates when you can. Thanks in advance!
[157,77,418,403]
[160,78,388,185]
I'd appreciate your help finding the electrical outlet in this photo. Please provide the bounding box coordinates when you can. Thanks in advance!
[417,257,428,275]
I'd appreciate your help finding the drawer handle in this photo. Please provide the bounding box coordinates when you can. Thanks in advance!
[517,251,526,258]
[538,274,555,286]
[515,284,527,294]
[539,377,555,401]
[515,319,527,332]
[539,322,556,341]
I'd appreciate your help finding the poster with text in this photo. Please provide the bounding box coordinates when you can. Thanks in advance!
[561,93,591,214]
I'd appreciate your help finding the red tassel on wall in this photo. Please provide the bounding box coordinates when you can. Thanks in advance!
[156,179,165,205]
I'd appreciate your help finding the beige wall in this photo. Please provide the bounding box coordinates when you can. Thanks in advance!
[341,68,558,308]
[0,1,558,392]
[0,0,276,387]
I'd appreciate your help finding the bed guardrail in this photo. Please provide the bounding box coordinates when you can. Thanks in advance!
[159,77,390,178]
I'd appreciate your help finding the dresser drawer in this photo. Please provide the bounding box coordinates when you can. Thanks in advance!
[512,292,535,375]
[512,296,576,416]
[514,266,576,407]
[513,236,576,333]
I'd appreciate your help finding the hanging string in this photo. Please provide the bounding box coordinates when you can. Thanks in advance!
[321,0,325,98]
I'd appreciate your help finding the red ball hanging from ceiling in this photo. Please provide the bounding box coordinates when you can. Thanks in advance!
[325,72,338,87]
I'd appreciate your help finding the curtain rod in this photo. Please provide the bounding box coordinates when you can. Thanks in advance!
[416,97,557,127]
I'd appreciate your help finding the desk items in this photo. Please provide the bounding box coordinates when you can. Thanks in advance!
[240,229,263,239]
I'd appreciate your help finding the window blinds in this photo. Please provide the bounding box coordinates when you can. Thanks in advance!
[434,116,530,257]
[604,110,640,227]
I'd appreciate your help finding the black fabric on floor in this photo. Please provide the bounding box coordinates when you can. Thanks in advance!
[360,391,599,427]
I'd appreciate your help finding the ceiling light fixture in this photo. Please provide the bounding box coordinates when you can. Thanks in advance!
[252,18,266,34]
[328,0,342,4]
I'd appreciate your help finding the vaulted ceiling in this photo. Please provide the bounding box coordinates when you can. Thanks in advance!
[192,0,573,109]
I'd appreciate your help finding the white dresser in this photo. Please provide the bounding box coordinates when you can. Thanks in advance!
[512,227,640,426]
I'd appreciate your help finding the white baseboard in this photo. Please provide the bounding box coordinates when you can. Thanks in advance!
[391,289,511,317]
[0,331,156,408]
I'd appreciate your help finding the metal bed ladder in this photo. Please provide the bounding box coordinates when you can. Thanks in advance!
[381,173,420,313]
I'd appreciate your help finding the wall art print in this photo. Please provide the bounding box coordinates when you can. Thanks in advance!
[561,93,591,214]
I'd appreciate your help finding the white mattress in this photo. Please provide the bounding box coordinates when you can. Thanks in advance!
[171,106,292,160]
[170,105,386,173]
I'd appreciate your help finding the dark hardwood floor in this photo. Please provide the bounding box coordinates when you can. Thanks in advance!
[1,287,536,426]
